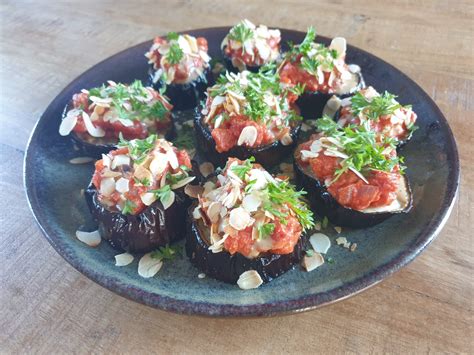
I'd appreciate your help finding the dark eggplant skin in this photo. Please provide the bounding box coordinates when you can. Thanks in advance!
[194,107,302,169]
[149,67,213,110]
[296,71,365,120]
[63,105,176,159]
[85,183,190,253]
[222,52,261,73]
[293,148,413,228]
[185,204,306,284]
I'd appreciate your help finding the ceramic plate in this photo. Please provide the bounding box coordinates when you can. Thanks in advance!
[24,27,460,317]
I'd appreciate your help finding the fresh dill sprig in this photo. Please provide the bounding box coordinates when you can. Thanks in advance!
[227,21,254,44]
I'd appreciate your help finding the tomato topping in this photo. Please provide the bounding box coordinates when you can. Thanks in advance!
[270,216,302,254]
[224,226,253,256]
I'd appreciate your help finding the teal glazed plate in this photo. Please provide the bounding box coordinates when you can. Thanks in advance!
[24,27,460,317]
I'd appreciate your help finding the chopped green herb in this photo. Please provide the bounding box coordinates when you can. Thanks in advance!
[167,42,184,65]
[305,249,315,257]
[326,256,335,264]
[150,185,172,205]
[122,200,136,215]
[118,134,157,164]
[350,91,407,121]
[151,244,181,261]
[167,32,179,41]
[227,21,254,45]
[230,156,255,179]
[258,223,275,239]
[133,176,151,186]
[315,116,404,183]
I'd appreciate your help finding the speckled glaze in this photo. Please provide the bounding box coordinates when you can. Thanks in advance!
[24,27,460,317]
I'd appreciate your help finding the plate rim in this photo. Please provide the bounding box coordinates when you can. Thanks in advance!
[23,27,461,317]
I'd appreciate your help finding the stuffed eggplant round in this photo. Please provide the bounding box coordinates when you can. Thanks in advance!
[328,86,418,146]
[185,157,314,285]
[294,117,412,228]
[194,66,302,168]
[59,80,174,157]
[145,32,212,110]
[84,135,196,253]
[221,19,282,73]
[279,27,365,120]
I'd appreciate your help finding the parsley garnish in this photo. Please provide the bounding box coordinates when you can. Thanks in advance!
[258,223,275,239]
[167,42,184,65]
[167,32,179,41]
[149,185,172,205]
[133,176,151,186]
[316,116,404,183]
[118,134,156,164]
[230,157,255,179]
[351,91,405,120]
[227,21,254,45]
[305,249,315,257]
[122,200,136,215]
[150,244,181,261]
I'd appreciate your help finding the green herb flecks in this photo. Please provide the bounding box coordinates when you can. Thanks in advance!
[122,200,136,215]
[167,41,184,65]
[230,156,255,179]
[118,134,157,164]
[150,244,181,261]
[227,21,254,46]
[149,185,172,205]
[315,116,404,184]
[350,91,408,121]
[258,223,275,239]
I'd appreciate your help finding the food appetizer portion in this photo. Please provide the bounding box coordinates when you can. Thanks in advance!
[145,32,212,110]
[194,66,302,168]
[221,19,281,72]
[330,86,418,146]
[294,117,412,228]
[279,27,364,119]
[186,157,314,285]
[59,80,174,157]
[85,135,195,253]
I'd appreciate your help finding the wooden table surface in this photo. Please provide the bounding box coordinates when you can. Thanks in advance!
[1,0,472,353]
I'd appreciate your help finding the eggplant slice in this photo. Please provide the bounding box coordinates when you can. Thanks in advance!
[63,105,176,158]
[85,183,190,253]
[149,67,213,111]
[293,151,412,228]
[296,70,365,120]
[185,204,305,284]
[194,108,302,169]
[222,53,261,74]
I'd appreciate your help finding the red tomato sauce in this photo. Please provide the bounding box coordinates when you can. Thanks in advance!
[298,142,399,211]
[223,215,302,257]
[71,92,172,141]
[279,58,333,93]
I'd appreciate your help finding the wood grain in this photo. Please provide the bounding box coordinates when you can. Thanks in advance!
[1,0,472,353]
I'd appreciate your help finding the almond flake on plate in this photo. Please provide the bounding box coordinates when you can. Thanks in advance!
[115,252,134,266]
[237,270,263,290]
[138,253,163,278]
[76,230,101,247]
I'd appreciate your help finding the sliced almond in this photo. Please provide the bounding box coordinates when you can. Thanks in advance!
[111,155,130,169]
[199,162,215,177]
[207,201,222,224]
[229,207,251,231]
[81,111,105,138]
[59,110,79,136]
[69,156,94,164]
[184,184,204,198]
[115,177,130,193]
[335,236,348,246]
[114,252,134,266]
[329,37,347,58]
[138,253,163,278]
[280,133,293,146]
[149,153,168,176]
[237,270,263,290]
[242,192,261,213]
[198,273,206,279]
[99,177,116,196]
[309,233,331,254]
[300,150,319,161]
[133,165,153,184]
[166,150,179,170]
[171,176,195,190]
[237,126,258,147]
[303,252,325,272]
[140,192,157,206]
[76,230,101,247]
[334,226,342,234]
[161,190,175,210]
